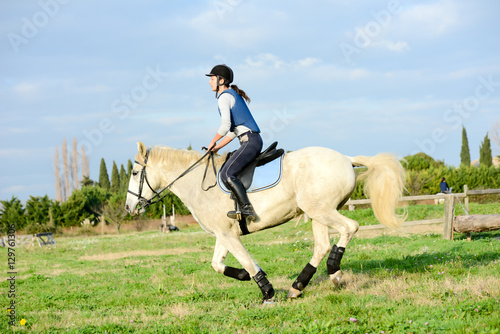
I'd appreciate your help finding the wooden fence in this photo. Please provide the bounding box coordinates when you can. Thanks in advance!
[330,185,500,240]
[1,233,56,247]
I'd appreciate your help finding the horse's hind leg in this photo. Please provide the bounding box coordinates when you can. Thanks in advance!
[288,220,331,298]
[288,210,359,298]
[317,210,359,285]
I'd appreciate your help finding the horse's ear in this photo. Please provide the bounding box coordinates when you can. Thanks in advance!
[137,141,147,160]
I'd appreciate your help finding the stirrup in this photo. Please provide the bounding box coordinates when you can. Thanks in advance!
[227,207,255,221]
[227,210,242,220]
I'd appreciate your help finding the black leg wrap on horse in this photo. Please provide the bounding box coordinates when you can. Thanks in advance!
[292,263,317,291]
[327,245,345,275]
[223,266,251,281]
[253,271,275,300]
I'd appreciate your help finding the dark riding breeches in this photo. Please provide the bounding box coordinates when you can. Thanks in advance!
[220,131,263,187]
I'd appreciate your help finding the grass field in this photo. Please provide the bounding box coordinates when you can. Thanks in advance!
[2,204,500,333]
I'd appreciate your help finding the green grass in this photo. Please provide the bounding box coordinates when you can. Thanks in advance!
[2,203,500,333]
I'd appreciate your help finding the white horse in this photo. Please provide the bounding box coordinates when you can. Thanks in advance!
[125,141,405,302]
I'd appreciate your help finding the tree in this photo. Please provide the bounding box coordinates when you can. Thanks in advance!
[25,195,58,233]
[119,165,128,193]
[491,120,500,157]
[110,161,120,193]
[62,137,70,199]
[403,152,444,171]
[81,144,90,180]
[0,197,26,233]
[479,133,492,167]
[62,186,111,226]
[81,176,95,187]
[127,160,133,177]
[102,193,128,233]
[99,158,111,190]
[54,138,86,202]
[54,146,63,202]
[71,137,79,191]
[460,126,471,166]
[25,195,52,226]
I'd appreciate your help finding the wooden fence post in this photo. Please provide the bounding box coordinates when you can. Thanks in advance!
[443,194,455,240]
[464,185,469,215]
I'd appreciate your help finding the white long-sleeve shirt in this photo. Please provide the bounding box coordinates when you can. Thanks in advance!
[217,93,251,140]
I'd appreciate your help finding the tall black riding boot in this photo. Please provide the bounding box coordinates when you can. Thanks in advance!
[225,177,257,221]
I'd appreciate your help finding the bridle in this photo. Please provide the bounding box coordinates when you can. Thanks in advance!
[127,148,217,212]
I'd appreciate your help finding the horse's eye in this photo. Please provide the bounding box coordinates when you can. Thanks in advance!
[132,171,138,176]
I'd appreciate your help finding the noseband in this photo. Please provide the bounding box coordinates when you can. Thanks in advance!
[127,148,216,212]
[126,150,163,210]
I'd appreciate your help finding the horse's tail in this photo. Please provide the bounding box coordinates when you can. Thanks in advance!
[350,154,406,228]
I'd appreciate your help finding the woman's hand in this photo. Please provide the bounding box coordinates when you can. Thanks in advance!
[207,142,216,151]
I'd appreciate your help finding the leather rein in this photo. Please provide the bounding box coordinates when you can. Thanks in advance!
[127,148,217,211]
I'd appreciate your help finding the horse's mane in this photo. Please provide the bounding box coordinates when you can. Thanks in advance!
[137,145,227,167]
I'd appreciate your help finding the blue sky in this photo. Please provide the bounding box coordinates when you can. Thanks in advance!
[1,0,499,202]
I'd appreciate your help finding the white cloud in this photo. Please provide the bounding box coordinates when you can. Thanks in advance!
[0,147,52,162]
[448,65,500,79]
[42,111,108,125]
[155,116,205,126]
[0,126,36,135]
[381,40,410,52]
[296,57,321,68]
[308,64,371,81]
[13,82,41,99]
[244,53,285,70]
[185,6,288,49]
[397,0,461,37]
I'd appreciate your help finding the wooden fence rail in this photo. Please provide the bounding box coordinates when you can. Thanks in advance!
[330,185,500,240]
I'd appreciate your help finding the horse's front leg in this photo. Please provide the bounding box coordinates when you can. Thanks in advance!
[212,239,250,281]
[215,232,275,302]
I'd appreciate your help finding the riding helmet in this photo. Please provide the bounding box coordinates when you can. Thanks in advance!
[205,64,234,84]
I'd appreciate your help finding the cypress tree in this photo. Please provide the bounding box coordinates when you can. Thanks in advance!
[110,161,120,193]
[127,159,133,177]
[99,158,111,190]
[460,126,471,166]
[479,133,492,167]
[119,164,128,192]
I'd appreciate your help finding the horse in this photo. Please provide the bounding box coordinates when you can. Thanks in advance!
[125,141,405,302]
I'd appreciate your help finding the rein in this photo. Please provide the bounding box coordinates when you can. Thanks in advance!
[127,148,217,211]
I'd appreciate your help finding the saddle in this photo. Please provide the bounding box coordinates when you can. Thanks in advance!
[218,141,285,192]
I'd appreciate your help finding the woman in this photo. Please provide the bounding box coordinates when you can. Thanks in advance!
[206,64,263,221]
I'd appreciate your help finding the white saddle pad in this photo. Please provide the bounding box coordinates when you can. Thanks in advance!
[217,155,284,194]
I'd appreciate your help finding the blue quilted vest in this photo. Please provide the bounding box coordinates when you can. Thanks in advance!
[218,89,260,133]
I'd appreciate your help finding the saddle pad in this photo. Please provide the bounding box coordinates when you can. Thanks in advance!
[217,155,284,194]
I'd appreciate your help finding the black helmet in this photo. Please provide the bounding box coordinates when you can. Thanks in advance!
[206,64,234,84]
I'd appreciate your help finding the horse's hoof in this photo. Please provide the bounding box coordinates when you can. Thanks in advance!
[329,270,342,287]
[287,287,302,299]
[262,299,276,306]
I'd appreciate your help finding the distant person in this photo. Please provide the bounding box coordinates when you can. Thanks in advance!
[440,177,450,194]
